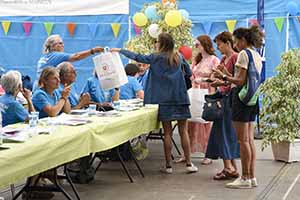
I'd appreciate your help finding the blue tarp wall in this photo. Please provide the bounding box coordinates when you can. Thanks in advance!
[0,0,298,92]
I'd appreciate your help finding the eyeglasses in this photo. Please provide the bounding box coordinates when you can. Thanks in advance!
[54,41,63,46]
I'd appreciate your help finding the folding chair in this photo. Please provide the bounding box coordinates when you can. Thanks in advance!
[91,141,144,183]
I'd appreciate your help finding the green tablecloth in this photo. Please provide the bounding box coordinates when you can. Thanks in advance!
[0,106,159,188]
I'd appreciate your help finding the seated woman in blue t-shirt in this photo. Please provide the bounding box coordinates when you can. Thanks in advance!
[32,67,71,118]
[81,71,119,106]
[0,70,35,126]
[120,63,144,100]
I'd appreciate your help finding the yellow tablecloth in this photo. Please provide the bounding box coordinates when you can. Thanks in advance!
[0,106,159,188]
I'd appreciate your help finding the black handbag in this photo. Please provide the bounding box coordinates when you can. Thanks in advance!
[202,91,224,121]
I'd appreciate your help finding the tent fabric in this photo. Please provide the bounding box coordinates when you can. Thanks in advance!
[0,0,298,92]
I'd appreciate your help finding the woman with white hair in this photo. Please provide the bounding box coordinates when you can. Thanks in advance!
[36,34,104,77]
[0,70,35,126]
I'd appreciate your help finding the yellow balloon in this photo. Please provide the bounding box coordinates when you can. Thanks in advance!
[133,12,148,27]
[165,10,182,27]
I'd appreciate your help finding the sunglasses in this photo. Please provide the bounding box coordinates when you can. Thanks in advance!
[194,40,201,48]
[154,40,159,44]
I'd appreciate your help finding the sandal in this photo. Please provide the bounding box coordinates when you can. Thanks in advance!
[201,158,212,165]
[174,157,186,163]
[223,169,239,179]
[213,171,229,180]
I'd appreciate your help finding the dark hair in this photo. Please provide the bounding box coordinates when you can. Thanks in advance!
[214,31,234,48]
[157,32,180,67]
[233,25,264,48]
[195,35,215,64]
[125,63,139,76]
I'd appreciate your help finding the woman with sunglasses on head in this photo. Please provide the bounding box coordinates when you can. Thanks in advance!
[213,26,263,189]
[111,32,198,174]
[178,35,220,165]
[205,31,240,180]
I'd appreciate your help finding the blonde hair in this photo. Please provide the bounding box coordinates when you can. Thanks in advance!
[38,67,58,88]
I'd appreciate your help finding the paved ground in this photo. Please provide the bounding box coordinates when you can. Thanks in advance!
[2,134,300,200]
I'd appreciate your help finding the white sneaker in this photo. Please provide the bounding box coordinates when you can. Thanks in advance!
[226,177,252,189]
[186,163,198,173]
[251,178,258,187]
[160,166,173,174]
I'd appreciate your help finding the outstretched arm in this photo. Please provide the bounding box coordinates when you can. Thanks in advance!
[69,46,104,62]
[110,48,155,64]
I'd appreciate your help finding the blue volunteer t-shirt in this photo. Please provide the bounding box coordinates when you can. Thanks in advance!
[0,93,28,126]
[32,88,61,118]
[120,76,143,100]
[137,69,149,90]
[36,51,71,77]
[81,76,115,103]
[57,84,79,108]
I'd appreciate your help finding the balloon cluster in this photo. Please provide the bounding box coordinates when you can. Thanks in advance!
[128,1,194,61]
[287,1,300,16]
[132,1,190,38]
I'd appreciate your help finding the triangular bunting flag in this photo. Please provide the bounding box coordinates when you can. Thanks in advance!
[202,21,212,34]
[250,19,259,26]
[111,23,121,38]
[1,21,11,35]
[67,22,77,37]
[88,23,98,37]
[274,17,285,32]
[225,20,237,33]
[133,23,141,36]
[22,22,32,36]
[44,22,54,36]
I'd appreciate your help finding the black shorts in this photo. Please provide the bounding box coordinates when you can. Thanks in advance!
[231,87,258,122]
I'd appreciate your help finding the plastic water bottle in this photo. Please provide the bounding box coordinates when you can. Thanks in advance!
[113,101,120,111]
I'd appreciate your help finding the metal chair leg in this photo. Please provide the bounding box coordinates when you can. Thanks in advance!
[12,177,32,200]
[10,184,15,198]
[64,166,81,200]
[129,146,144,178]
[116,146,134,183]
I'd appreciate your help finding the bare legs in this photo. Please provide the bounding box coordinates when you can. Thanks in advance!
[161,119,192,167]
[232,121,256,179]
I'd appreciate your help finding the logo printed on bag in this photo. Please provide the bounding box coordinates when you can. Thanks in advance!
[102,65,108,71]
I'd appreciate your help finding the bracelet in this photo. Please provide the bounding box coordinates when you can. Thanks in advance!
[90,48,95,55]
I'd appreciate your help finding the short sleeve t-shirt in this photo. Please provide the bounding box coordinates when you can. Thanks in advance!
[57,84,79,108]
[37,52,71,77]
[81,76,115,103]
[32,88,60,118]
[0,93,28,126]
[120,76,143,100]
[236,48,262,74]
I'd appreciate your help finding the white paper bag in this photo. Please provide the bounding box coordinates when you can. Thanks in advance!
[93,52,128,90]
[188,88,209,123]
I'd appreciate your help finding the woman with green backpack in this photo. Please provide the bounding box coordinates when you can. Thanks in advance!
[213,25,263,189]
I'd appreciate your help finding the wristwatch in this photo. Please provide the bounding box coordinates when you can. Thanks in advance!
[114,88,119,91]
[90,48,95,55]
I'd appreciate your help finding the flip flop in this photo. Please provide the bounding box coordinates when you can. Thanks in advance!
[174,157,186,163]
[201,158,212,165]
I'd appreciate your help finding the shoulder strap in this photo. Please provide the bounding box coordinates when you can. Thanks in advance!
[245,49,254,70]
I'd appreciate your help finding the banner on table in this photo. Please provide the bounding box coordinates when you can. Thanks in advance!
[0,0,129,16]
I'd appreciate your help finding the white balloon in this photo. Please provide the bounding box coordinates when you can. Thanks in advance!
[148,24,161,38]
